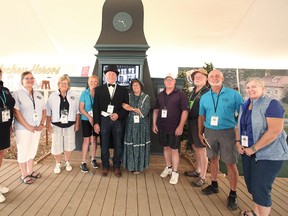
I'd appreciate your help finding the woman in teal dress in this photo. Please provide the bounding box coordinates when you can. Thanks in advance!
[122,79,151,174]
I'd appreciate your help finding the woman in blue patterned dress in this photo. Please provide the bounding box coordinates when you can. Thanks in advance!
[122,79,151,174]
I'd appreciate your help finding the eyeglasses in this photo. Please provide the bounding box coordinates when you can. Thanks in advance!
[24,77,35,81]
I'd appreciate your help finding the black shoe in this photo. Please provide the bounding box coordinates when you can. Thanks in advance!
[202,184,219,195]
[80,163,89,173]
[227,194,238,211]
[91,159,99,169]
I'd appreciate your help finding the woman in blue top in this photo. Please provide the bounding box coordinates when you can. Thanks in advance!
[236,78,288,216]
[79,75,99,173]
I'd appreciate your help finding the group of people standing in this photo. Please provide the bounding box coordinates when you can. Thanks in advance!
[152,68,287,216]
[0,65,287,216]
[92,65,151,177]
[0,65,150,203]
[181,69,288,216]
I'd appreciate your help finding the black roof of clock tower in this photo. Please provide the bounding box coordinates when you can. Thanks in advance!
[93,0,156,108]
[96,0,148,45]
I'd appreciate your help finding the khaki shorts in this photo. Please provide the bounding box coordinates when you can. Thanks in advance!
[51,125,76,155]
[204,128,238,164]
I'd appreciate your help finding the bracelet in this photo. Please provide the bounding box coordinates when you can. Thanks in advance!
[234,140,241,144]
[251,145,257,153]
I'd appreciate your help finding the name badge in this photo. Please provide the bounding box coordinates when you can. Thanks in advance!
[210,116,219,126]
[134,115,140,123]
[60,109,68,124]
[60,114,68,124]
[1,109,10,122]
[241,135,249,147]
[33,112,39,122]
[161,109,167,118]
[107,105,114,114]
[88,110,93,117]
[5,109,10,120]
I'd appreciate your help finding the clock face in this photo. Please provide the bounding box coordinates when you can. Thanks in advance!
[113,12,133,32]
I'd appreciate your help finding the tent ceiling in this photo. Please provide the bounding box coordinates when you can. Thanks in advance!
[0,0,288,76]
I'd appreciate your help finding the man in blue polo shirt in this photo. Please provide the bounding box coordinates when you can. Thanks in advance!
[153,73,189,185]
[198,69,243,211]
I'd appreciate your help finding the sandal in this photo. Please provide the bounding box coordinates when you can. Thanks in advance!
[184,170,200,177]
[29,171,41,179]
[239,210,257,216]
[133,171,141,175]
[192,178,206,187]
[21,176,35,184]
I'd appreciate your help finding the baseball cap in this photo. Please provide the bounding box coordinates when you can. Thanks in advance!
[164,73,177,80]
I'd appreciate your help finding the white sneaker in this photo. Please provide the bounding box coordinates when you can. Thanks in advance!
[54,162,61,174]
[160,166,172,178]
[0,193,6,203]
[169,171,179,185]
[65,161,72,172]
[0,185,9,194]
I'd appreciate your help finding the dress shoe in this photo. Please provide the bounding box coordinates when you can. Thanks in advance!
[102,168,109,177]
[114,168,122,177]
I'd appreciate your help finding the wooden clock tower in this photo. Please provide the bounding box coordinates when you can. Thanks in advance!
[93,0,155,105]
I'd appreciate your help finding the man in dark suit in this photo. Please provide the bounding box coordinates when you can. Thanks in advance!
[93,65,129,177]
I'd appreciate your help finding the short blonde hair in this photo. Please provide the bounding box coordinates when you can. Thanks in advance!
[58,75,71,90]
[88,75,99,83]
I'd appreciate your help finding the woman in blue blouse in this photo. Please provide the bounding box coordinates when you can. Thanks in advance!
[236,78,288,216]
[79,75,99,173]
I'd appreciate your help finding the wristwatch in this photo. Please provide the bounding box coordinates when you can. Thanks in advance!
[234,140,241,144]
[251,145,257,152]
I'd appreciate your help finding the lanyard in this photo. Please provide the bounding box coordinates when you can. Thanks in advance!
[59,90,69,111]
[30,90,36,110]
[163,91,172,109]
[0,90,7,108]
[211,88,222,113]
[242,106,251,134]
[59,94,68,109]
[189,87,205,109]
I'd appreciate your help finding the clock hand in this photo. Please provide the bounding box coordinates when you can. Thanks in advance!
[118,20,126,27]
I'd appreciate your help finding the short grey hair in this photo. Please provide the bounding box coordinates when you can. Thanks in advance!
[245,77,265,88]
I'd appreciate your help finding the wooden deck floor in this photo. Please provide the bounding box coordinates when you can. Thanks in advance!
[0,152,288,216]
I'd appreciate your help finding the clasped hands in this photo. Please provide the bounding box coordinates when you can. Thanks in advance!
[236,145,255,157]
